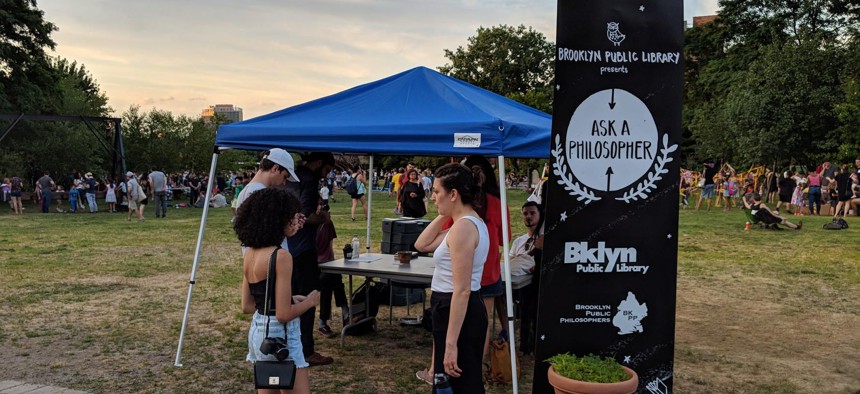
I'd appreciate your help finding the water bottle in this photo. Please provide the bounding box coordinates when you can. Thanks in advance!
[351,235,360,259]
[434,373,453,394]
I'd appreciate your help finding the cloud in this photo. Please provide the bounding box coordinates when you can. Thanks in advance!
[40,0,718,118]
[142,96,176,105]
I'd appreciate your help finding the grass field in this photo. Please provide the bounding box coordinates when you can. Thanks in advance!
[0,190,858,393]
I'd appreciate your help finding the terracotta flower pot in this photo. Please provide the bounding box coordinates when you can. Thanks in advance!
[547,365,638,394]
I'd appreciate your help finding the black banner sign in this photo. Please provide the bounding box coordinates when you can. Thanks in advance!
[533,2,683,393]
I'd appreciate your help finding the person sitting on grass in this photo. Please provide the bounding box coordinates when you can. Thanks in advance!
[743,192,802,230]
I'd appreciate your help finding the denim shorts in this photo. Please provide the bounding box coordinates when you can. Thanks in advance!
[701,184,716,199]
[246,311,308,368]
[479,277,504,298]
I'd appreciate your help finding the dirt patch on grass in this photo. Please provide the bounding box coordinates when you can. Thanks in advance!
[1,200,858,393]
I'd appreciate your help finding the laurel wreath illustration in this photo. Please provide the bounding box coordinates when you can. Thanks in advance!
[616,133,677,203]
[552,133,677,204]
[552,134,601,205]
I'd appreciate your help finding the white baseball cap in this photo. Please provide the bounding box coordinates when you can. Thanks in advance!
[263,148,299,182]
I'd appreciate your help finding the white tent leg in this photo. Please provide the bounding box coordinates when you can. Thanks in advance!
[498,155,518,393]
[175,151,219,367]
[366,155,373,254]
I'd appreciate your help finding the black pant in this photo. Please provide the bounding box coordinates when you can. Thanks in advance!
[431,291,487,394]
[292,249,321,357]
[520,250,541,355]
[318,272,347,322]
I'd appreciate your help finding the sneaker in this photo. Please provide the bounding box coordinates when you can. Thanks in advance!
[415,369,433,386]
[318,325,337,339]
[796,220,803,230]
[306,352,333,366]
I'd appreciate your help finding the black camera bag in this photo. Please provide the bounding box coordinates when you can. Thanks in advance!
[254,247,296,390]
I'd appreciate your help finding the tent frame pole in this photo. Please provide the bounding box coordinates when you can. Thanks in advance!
[366,155,373,254]
[175,149,220,367]
[498,155,519,393]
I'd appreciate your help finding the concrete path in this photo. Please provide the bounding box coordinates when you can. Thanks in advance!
[0,381,88,394]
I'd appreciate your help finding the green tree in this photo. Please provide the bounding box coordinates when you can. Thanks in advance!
[439,24,555,113]
[120,107,254,176]
[0,57,112,183]
[0,0,58,113]
[439,25,553,172]
[683,0,859,167]
[724,42,842,165]
[834,37,860,161]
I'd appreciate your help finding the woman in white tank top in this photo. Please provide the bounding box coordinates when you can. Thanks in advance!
[414,163,490,393]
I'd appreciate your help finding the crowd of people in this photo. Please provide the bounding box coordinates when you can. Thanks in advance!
[680,159,860,229]
[0,168,258,219]
[231,149,545,393]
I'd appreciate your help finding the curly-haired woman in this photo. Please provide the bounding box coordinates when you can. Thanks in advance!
[236,188,320,394]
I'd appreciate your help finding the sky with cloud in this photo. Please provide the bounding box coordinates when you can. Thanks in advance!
[38,0,719,119]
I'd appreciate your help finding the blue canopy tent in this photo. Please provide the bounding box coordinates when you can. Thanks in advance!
[177,67,550,392]
[213,66,550,157]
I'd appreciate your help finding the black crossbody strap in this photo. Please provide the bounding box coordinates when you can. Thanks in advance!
[262,246,282,338]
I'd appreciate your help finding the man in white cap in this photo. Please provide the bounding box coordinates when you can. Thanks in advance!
[235,148,301,251]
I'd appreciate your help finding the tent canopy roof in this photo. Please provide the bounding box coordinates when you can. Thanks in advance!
[215,66,550,158]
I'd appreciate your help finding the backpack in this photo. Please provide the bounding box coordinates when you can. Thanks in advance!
[823,218,849,230]
[345,281,384,336]
[344,177,358,197]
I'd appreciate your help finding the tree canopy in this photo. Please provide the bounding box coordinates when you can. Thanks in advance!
[684,0,860,168]
[438,24,555,175]
[439,24,555,113]
[0,0,58,114]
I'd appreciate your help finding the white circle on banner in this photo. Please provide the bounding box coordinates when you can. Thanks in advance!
[565,89,658,192]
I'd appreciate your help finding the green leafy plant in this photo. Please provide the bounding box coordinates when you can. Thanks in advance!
[546,353,630,384]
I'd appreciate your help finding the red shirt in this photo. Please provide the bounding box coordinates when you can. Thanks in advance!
[443,194,511,286]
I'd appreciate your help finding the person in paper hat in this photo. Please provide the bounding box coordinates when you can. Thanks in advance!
[126,171,143,221]
[84,172,98,212]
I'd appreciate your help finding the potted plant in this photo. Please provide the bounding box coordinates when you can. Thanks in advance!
[546,353,638,394]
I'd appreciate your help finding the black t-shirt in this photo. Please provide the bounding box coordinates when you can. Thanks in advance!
[822,166,837,185]
[703,166,719,186]
[85,179,96,194]
[778,177,796,199]
[400,181,426,218]
[835,173,852,199]
[286,166,321,256]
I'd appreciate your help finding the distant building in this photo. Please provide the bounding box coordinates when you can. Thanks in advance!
[693,15,718,27]
[202,104,243,123]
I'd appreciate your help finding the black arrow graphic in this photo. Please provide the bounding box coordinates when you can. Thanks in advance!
[605,167,614,192]
[608,89,616,109]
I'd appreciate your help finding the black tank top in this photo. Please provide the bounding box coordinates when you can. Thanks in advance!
[249,280,275,315]
[248,247,280,315]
